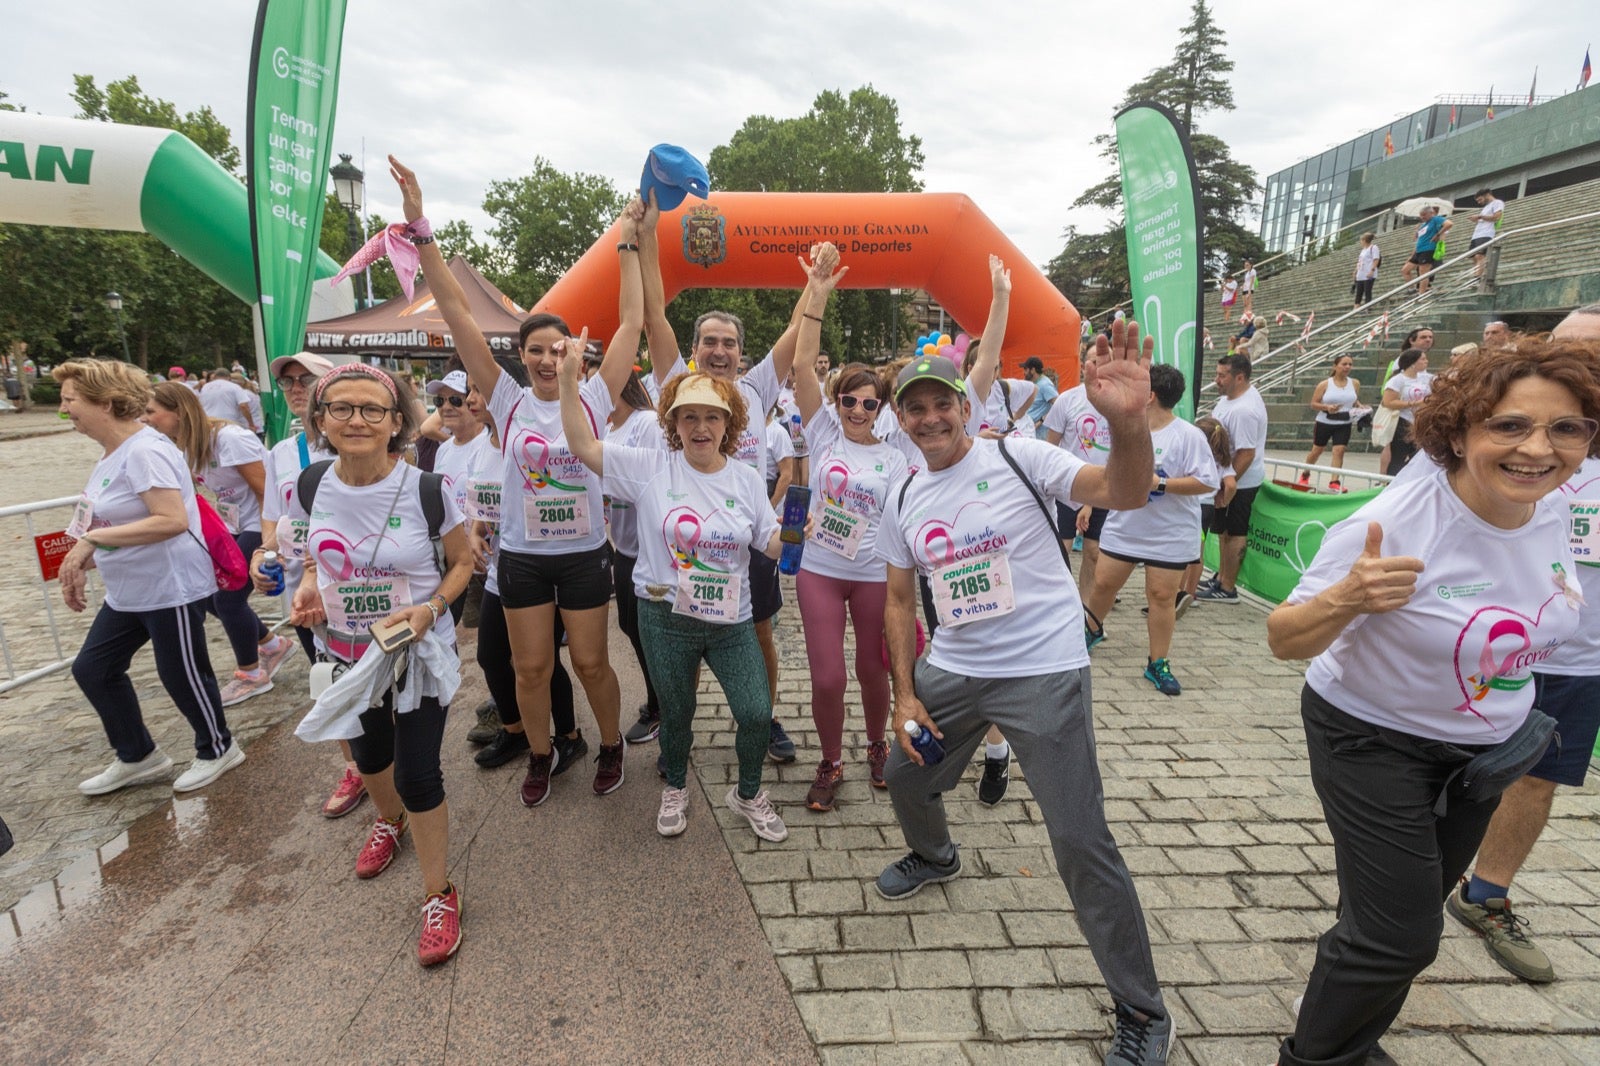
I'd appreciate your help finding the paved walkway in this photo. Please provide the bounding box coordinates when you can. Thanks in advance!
[1,430,1597,1062]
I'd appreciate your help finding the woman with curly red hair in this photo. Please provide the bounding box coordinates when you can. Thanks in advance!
[1267,338,1600,1065]
[559,349,795,843]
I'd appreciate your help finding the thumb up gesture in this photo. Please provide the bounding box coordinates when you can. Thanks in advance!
[1338,522,1423,614]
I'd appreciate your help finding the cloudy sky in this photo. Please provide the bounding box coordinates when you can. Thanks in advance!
[7,0,1596,265]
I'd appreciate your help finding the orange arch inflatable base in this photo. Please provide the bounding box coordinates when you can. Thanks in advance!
[532,192,1081,386]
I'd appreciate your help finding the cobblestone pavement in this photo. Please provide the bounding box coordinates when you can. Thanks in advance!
[2,427,1597,1063]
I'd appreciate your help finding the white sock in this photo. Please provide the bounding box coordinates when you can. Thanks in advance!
[986,741,1009,761]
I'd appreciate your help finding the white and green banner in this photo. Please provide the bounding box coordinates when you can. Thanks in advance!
[247,0,349,439]
[1115,102,1203,421]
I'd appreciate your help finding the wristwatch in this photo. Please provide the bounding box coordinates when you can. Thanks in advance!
[1155,478,1168,495]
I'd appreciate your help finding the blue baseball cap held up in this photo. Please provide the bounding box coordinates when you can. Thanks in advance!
[640,144,711,211]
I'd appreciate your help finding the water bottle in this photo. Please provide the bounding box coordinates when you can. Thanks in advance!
[260,550,285,596]
[904,721,945,766]
[778,484,811,575]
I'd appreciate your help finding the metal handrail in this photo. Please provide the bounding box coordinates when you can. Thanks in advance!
[1199,207,1600,409]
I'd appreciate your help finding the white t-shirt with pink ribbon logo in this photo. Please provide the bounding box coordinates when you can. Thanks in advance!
[1288,472,1581,743]
[601,445,779,624]
[1043,384,1113,468]
[799,404,909,582]
[877,437,1090,679]
[489,371,612,556]
[195,423,267,536]
[1098,419,1220,565]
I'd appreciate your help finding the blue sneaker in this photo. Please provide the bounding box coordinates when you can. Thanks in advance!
[875,848,961,900]
[1143,658,1182,696]
[1105,1002,1174,1065]
[767,718,797,763]
[1193,583,1239,604]
[1086,622,1106,651]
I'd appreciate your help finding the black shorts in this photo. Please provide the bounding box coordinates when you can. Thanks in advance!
[1056,503,1109,541]
[1313,420,1353,447]
[749,547,782,624]
[1098,546,1197,571]
[1408,250,1436,266]
[498,543,614,611]
[1469,236,1494,253]
[1209,485,1259,537]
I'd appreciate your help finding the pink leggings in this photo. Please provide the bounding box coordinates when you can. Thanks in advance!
[796,570,891,762]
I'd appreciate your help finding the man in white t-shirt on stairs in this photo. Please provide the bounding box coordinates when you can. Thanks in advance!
[874,323,1175,1066]
[1196,354,1268,604]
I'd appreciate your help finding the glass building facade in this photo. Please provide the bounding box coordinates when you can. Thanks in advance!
[1259,99,1521,252]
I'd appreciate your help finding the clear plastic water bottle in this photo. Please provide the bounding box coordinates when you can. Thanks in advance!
[904,721,945,765]
[260,550,285,596]
[778,484,811,575]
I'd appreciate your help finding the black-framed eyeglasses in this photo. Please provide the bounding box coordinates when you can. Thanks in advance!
[838,395,882,413]
[320,401,397,424]
[1480,415,1599,448]
[437,395,466,408]
[278,373,318,390]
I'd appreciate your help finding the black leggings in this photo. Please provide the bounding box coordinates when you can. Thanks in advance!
[475,589,575,734]
[346,690,448,813]
[1387,419,1419,476]
[613,552,661,716]
[206,530,269,667]
[72,599,231,761]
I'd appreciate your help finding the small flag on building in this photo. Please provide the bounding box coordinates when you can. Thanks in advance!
[1582,48,1593,89]
[1448,105,1458,132]
[1383,129,1395,156]
[1528,68,1538,105]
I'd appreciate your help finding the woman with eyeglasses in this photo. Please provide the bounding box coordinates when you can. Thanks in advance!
[785,257,908,811]
[246,352,371,817]
[1266,339,1600,1066]
[286,363,474,966]
[389,156,642,808]
[145,382,294,709]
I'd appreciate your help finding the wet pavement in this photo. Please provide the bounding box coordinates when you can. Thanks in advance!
[1,428,1597,1064]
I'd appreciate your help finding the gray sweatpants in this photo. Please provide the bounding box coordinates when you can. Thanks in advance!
[885,660,1165,1017]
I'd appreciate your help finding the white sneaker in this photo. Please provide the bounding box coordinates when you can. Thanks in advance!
[78,749,174,796]
[219,668,273,707]
[257,634,295,679]
[725,786,788,842]
[173,742,246,792]
[657,787,690,837]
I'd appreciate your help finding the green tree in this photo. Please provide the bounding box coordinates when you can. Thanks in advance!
[72,74,240,173]
[1057,0,1262,306]
[480,158,626,307]
[672,86,926,361]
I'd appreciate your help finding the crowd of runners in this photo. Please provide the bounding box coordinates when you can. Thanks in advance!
[44,153,1600,1066]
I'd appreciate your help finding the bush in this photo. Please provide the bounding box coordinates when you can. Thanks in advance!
[30,380,60,405]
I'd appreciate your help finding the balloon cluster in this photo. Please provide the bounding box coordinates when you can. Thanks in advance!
[913,332,972,363]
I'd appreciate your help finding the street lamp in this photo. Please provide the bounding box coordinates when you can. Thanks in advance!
[329,153,368,308]
[104,291,132,363]
[842,324,853,361]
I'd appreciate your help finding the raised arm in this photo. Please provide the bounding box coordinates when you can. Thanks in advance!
[639,191,682,387]
[557,331,604,476]
[599,198,646,407]
[792,246,849,427]
[1066,318,1155,512]
[388,156,501,392]
[965,255,1012,399]
[767,243,837,384]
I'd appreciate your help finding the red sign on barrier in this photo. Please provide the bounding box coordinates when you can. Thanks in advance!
[35,531,75,582]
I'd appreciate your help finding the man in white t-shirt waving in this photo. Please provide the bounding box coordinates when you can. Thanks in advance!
[875,322,1174,1065]
[1197,354,1268,604]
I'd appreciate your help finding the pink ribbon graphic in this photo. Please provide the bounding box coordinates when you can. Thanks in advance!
[822,462,851,505]
[917,521,958,567]
[667,509,704,569]
[517,434,552,490]
[332,223,421,302]
[312,535,358,582]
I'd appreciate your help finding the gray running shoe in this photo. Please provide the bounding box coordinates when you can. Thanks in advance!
[875,848,961,900]
[1105,1002,1174,1065]
[1445,879,1554,983]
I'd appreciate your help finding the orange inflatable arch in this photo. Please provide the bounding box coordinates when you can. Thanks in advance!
[532,192,1081,386]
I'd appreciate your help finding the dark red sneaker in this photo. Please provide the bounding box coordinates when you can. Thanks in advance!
[521,750,556,807]
[417,883,462,967]
[867,740,890,789]
[593,739,626,795]
[355,814,406,879]
[806,759,844,811]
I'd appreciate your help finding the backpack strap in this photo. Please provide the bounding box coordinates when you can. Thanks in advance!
[295,459,335,516]
[417,470,447,576]
[896,469,917,513]
[996,437,1072,575]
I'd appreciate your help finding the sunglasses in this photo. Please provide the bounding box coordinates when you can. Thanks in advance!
[277,373,318,390]
[1480,416,1599,448]
[838,395,882,413]
[436,395,466,408]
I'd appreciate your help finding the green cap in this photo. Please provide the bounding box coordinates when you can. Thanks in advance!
[894,355,966,401]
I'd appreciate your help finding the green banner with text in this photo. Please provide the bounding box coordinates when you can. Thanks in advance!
[1115,103,1203,422]
[247,0,349,441]
[1202,481,1382,603]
